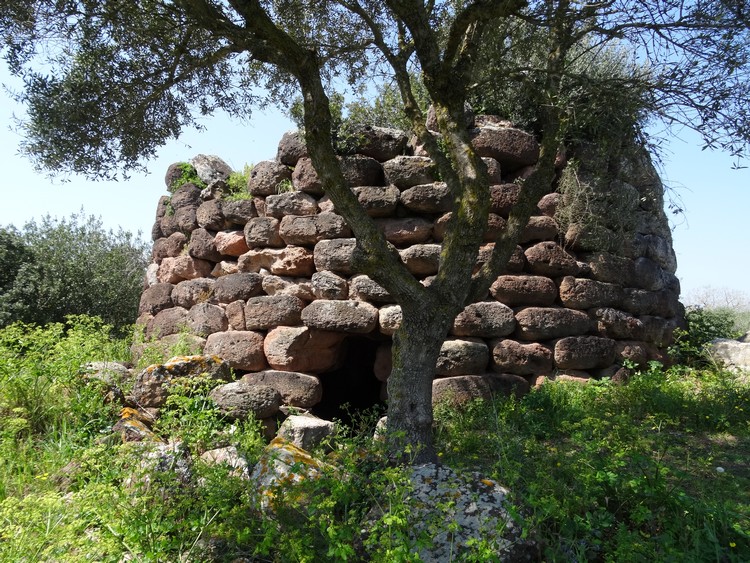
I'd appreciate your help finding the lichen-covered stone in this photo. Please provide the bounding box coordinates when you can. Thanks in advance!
[278,415,335,451]
[132,355,231,408]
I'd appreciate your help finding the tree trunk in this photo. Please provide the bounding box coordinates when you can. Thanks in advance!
[385,302,454,464]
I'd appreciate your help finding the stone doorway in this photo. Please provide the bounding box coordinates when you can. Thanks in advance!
[312,335,386,425]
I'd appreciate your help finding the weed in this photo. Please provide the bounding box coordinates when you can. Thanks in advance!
[224,163,254,201]
[275,178,294,193]
[168,162,206,193]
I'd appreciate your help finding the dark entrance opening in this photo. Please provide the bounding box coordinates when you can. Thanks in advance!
[312,336,386,427]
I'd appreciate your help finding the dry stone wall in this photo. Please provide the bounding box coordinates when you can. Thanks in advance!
[137,116,682,415]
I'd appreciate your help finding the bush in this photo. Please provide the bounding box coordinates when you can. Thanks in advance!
[0,212,149,334]
[670,307,742,367]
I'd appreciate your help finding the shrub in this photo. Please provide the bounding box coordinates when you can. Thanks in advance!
[0,212,149,334]
[224,163,253,201]
[167,162,206,193]
[670,306,742,367]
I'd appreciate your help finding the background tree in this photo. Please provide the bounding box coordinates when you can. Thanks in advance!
[1,0,748,462]
[0,213,149,334]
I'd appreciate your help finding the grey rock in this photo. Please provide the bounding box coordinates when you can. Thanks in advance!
[278,415,335,451]
[209,382,282,420]
[436,338,489,376]
[451,301,516,338]
[190,154,233,184]
[248,160,293,196]
[301,300,378,333]
[241,370,323,409]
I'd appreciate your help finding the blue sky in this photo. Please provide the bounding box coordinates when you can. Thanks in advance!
[0,64,747,304]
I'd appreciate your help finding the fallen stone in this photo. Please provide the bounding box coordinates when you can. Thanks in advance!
[241,370,323,409]
[278,415,336,451]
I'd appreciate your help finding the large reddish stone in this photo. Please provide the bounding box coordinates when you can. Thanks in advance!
[158,255,213,283]
[490,275,557,306]
[376,218,433,246]
[489,184,520,216]
[279,213,351,246]
[490,339,553,376]
[436,338,489,376]
[241,370,323,409]
[215,230,250,257]
[301,300,378,333]
[554,336,616,370]
[291,157,323,195]
[558,276,624,310]
[451,301,516,338]
[245,295,305,330]
[263,326,346,373]
[520,215,559,243]
[524,242,579,277]
[471,126,539,171]
[204,331,267,371]
[514,307,592,340]
[238,246,315,277]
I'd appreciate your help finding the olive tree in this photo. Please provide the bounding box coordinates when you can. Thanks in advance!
[1,0,748,462]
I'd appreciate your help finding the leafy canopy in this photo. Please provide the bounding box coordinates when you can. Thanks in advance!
[0,213,149,333]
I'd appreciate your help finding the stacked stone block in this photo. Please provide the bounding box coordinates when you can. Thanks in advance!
[138,118,682,412]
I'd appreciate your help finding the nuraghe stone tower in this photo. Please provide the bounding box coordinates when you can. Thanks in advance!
[136,114,683,419]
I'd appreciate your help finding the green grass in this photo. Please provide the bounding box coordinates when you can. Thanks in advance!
[0,316,748,561]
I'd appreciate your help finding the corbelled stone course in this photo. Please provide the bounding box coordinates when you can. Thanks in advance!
[138,114,683,414]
